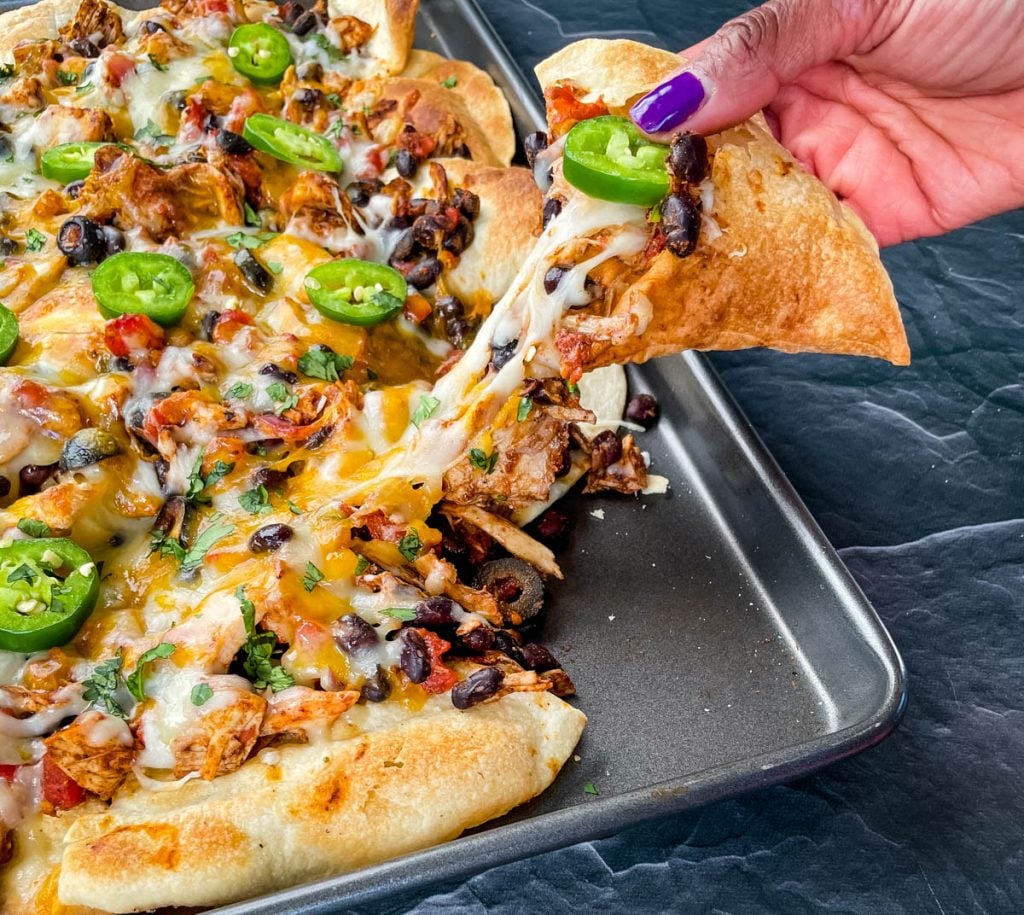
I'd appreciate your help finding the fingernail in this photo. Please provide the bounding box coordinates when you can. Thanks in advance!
[630,71,706,134]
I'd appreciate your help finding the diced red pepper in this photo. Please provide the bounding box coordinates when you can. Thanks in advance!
[416,628,458,694]
[0,764,19,782]
[104,53,137,88]
[402,294,433,325]
[104,313,167,359]
[41,754,86,810]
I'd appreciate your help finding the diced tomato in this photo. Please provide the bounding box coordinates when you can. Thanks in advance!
[211,309,254,345]
[41,755,86,811]
[398,130,437,161]
[104,53,137,88]
[223,89,265,133]
[0,764,19,782]
[416,628,458,694]
[402,294,433,325]
[104,314,167,360]
[544,86,609,137]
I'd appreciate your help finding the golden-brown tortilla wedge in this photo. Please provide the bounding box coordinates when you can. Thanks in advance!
[535,39,910,369]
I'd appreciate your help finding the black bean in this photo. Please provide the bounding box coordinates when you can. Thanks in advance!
[406,257,441,290]
[521,643,559,672]
[523,131,548,169]
[234,249,273,295]
[394,148,418,179]
[252,467,288,489]
[660,193,700,258]
[451,667,502,709]
[19,464,56,494]
[665,226,698,259]
[217,129,253,155]
[68,37,99,58]
[152,495,186,538]
[399,628,431,683]
[412,214,444,250]
[625,393,659,428]
[259,362,298,385]
[58,216,107,266]
[304,424,334,449]
[591,430,623,469]
[413,597,454,627]
[292,87,321,110]
[452,187,480,221]
[434,295,463,320]
[0,236,18,257]
[491,629,524,664]
[389,229,416,263]
[534,508,572,544]
[290,9,319,35]
[490,339,517,371]
[361,666,391,702]
[667,132,709,185]
[64,180,85,201]
[0,476,10,499]
[345,179,381,208]
[101,225,125,256]
[279,0,303,24]
[442,221,469,256]
[139,19,166,35]
[154,459,169,489]
[542,196,562,228]
[332,613,378,653]
[444,316,469,346]
[200,310,221,341]
[460,626,495,653]
[248,523,293,553]
[386,215,413,231]
[543,265,566,295]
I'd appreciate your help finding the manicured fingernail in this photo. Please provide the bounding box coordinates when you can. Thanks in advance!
[630,71,706,134]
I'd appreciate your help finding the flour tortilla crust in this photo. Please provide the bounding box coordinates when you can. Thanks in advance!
[536,40,910,367]
[44,692,583,913]
[327,0,419,76]
[0,0,58,55]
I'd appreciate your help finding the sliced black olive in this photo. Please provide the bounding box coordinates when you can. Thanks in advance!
[200,310,221,341]
[217,129,253,155]
[234,248,273,295]
[101,225,125,256]
[332,613,378,654]
[249,523,293,553]
[451,667,503,709]
[57,216,107,266]
[474,557,544,625]
[667,132,709,185]
[59,428,121,471]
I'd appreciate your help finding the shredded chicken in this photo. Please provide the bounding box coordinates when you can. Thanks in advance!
[43,711,134,800]
[329,16,375,53]
[258,686,359,746]
[170,680,266,780]
[583,432,648,494]
[442,503,562,579]
[58,0,125,49]
[28,106,115,155]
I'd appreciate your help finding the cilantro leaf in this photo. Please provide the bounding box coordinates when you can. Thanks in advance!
[243,201,261,227]
[397,530,422,562]
[517,396,532,423]
[148,54,169,72]
[82,652,127,719]
[56,69,78,86]
[297,346,353,381]
[310,33,343,61]
[565,380,580,396]
[180,521,234,573]
[5,563,36,585]
[267,261,283,275]
[125,643,176,702]
[25,229,45,253]
[238,485,272,515]
[354,556,369,576]
[441,75,457,89]
[411,395,440,428]
[302,561,324,592]
[191,682,213,706]
[17,518,51,538]
[583,781,599,796]
[324,120,345,139]
[225,381,253,400]
[0,64,15,79]
[133,118,171,142]
[287,500,302,515]
[381,607,416,621]
[185,453,234,504]
[225,231,278,250]
[469,448,499,474]
[237,586,294,692]
[266,381,299,414]
[150,529,186,563]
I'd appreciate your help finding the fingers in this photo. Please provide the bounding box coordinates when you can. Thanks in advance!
[630,0,882,138]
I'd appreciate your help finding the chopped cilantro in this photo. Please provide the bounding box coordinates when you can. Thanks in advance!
[411,395,440,428]
[225,230,278,250]
[185,453,234,504]
[134,119,171,142]
[17,518,51,538]
[310,33,343,61]
[324,120,345,140]
[517,396,532,423]
[56,70,78,86]
[469,448,499,474]
[239,485,272,515]
[180,521,234,573]
[325,92,342,107]
[237,586,294,692]
[354,556,369,576]
[82,652,127,719]
[297,346,353,381]
[225,381,253,400]
[5,563,36,585]
[397,529,422,562]
[583,781,599,796]
[191,682,213,706]
[25,229,45,253]
[287,500,302,515]
[441,75,457,89]
[565,380,581,396]
[381,607,416,622]
[267,261,283,275]
[125,643,176,702]
[243,201,261,227]
[267,381,299,414]
[148,54,168,72]
[150,529,186,563]
[302,561,324,593]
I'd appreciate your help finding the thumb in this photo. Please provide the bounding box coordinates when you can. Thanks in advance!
[630,0,878,138]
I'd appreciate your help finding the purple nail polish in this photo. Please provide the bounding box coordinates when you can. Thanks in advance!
[630,71,706,134]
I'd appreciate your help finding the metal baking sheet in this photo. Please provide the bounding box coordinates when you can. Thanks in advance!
[0,0,906,907]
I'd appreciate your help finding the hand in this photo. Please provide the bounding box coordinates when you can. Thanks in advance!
[629,0,1024,246]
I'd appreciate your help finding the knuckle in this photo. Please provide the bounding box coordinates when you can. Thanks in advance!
[714,3,787,71]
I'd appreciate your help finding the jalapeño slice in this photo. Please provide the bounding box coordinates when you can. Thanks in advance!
[242,114,342,172]
[91,252,195,326]
[40,141,108,184]
[0,537,100,652]
[0,304,17,364]
[229,24,292,84]
[563,115,670,207]
[304,259,407,326]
